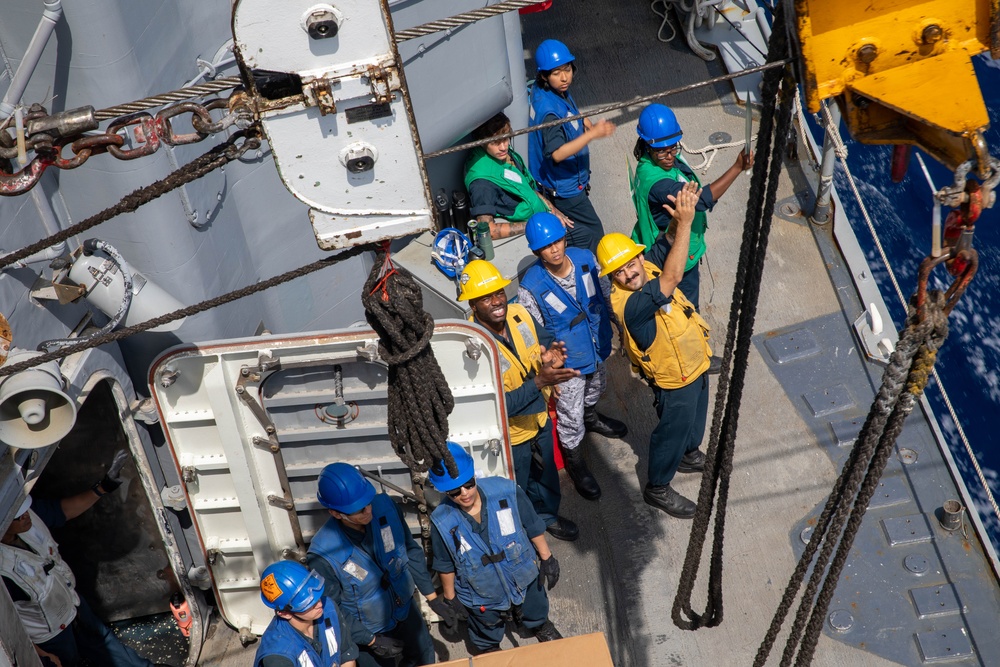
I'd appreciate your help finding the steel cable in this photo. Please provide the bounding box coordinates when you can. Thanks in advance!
[93,77,242,120]
[395,0,543,41]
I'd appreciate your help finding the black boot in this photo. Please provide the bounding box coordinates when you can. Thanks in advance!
[643,484,696,519]
[561,445,601,500]
[677,449,705,473]
[544,516,579,541]
[583,406,628,438]
[532,620,563,642]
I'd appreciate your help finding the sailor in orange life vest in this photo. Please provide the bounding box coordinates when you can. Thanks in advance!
[458,259,581,541]
[597,183,712,518]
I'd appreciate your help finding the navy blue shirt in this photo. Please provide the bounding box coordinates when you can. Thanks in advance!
[429,485,545,574]
[468,178,524,219]
[477,312,555,418]
[306,499,433,647]
[622,275,674,352]
[646,159,716,232]
[258,606,359,667]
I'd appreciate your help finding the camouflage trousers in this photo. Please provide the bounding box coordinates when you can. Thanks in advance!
[555,362,607,451]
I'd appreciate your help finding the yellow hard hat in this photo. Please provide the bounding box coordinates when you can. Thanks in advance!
[457,260,511,301]
[596,233,645,276]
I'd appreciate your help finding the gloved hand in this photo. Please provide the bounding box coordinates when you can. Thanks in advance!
[369,634,404,659]
[428,595,457,628]
[99,449,128,494]
[538,555,560,591]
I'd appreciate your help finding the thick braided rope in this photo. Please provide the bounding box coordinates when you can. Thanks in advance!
[361,250,456,476]
[792,294,948,665]
[670,1,791,631]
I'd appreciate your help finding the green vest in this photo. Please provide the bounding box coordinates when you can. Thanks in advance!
[464,147,549,221]
[630,154,707,272]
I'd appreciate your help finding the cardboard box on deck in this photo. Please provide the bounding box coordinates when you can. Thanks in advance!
[435,632,614,666]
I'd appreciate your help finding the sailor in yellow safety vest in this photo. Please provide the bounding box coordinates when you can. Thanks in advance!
[596,184,711,519]
[457,259,582,541]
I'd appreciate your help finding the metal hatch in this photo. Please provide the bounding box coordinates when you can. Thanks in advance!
[147,320,512,635]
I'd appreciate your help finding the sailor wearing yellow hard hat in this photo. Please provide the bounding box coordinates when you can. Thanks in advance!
[596,183,712,519]
[457,260,581,541]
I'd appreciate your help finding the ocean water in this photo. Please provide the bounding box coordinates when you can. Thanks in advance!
[815,53,1000,548]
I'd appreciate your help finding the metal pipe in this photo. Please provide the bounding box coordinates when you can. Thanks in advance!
[0,0,63,119]
[810,103,842,225]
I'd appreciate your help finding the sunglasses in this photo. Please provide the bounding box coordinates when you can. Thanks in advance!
[446,478,477,498]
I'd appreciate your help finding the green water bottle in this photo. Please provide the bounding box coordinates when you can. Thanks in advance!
[476,219,494,261]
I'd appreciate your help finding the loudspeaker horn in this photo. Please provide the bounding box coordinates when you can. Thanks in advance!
[0,349,77,449]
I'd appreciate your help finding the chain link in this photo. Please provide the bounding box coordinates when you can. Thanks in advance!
[0,95,252,196]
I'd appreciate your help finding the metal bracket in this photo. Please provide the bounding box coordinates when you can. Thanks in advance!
[304,78,337,116]
[364,64,396,105]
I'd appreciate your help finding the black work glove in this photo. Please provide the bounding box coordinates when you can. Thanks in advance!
[97,449,128,494]
[445,595,468,622]
[369,634,404,659]
[428,595,457,628]
[538,555,560,591]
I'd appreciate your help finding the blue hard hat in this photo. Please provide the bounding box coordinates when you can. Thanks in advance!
[432,227,472,279]
[317,462,376,514]
[637,104,682,148]
[259,561,325,613]
[526,211,566,251]
[536,39,575,72]
[427,441,475,493]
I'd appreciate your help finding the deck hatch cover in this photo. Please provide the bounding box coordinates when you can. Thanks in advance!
[829,417,863,446]
[867,476,911,509]
[802,384,855,418]
[915,627,975,662]
[882,513,934,546]
[763,328,821,364]
[910,584,965,618]
[148,321,512,635]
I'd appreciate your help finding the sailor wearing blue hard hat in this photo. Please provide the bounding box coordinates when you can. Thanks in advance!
[255,560,359,667]
[631,103,753,313]
[518,212,627,501]
[306,462,451,666]
[427,442,562,655]
[529,39,615,254]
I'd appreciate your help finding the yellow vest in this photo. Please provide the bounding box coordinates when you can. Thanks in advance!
[610,261,712,389]
[472,303,549,444]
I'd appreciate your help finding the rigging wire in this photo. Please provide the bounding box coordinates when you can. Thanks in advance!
[93,77,242,120]
[395,0,544,41]
[817,101,1000,528]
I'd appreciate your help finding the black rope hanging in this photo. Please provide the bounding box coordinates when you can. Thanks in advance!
[754,289,950,666]
[671,1,796,631]
[361,247,457,477]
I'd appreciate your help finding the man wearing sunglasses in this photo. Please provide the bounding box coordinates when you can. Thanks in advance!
[307,463,454,666]
[428,442,562,655]
[630,103,753,313]
[458,260,581,542]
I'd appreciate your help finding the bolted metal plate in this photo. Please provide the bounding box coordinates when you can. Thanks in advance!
[882,514,934,546]
[910,584,965,618]
[915,627,975,662]
[803,384,855,418]
[763,328,821,364]
[830,417,864,446]
[709,131,732,144]
[867,476,911,509]
[904,554,931,575]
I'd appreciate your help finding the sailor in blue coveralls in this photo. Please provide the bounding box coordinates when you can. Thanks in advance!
[518,211,628,501]
[529,39,616,254]
[255,560,358,667]
[427,442,562,654]
[307,463,460,667]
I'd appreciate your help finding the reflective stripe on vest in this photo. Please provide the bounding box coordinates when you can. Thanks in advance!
[631,154,707,272]
[0,510,79,642]
[307,494,414,633]
[255,597,344,667]
[528,85,589,198]
[520,247,612,373]
[471,303,549,444]
[610,261,712,388]
[429,477,539,610]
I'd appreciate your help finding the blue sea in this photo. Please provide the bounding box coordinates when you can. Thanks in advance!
[813,53,1000,549]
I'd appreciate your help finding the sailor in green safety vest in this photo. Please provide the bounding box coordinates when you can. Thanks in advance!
[630,103,753,310]
[465,112,574,241]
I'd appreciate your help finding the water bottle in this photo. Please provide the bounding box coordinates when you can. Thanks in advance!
[451,190,470,229]
[170,592,193,637]
[476,219,494,261]
[434,188,453,228]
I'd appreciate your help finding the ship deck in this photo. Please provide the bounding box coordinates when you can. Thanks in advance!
[195,2,999,666]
